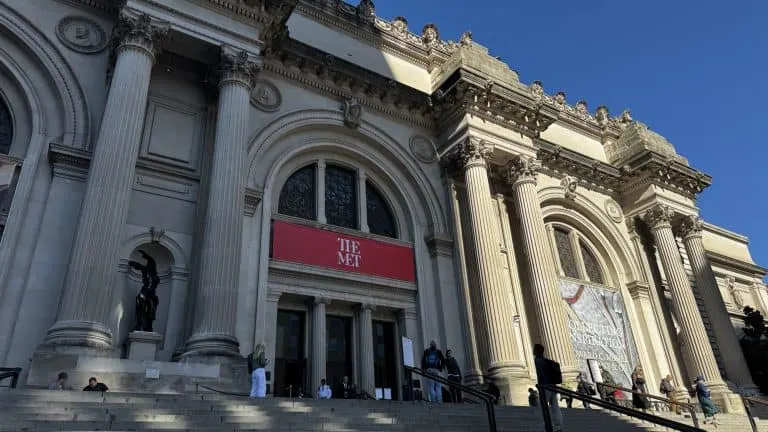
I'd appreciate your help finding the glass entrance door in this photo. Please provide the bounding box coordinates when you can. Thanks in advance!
[373,321,398,400]
[326,315,353,391]
[274,310,306,397]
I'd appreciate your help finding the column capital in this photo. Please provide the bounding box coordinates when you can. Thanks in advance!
[358,303,376,312]
[643,204,676,230]
[49,144,90,182]
[504,155,541,187]
[114,10,170,61]
[398,307,418,320]
[266,291,282,303]
[455,137,494,169]
[676,214,704,239]
[314,296,332,306]
[216,47,261,90]
[425,234,454,257]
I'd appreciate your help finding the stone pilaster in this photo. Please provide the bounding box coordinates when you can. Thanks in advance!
[312,297,330,390]
[183,47,260,357]
[644,205,742,412]
[44,11,169,348]
[358,303,375,397]
[505,155,579,381]
[677,215,756,391]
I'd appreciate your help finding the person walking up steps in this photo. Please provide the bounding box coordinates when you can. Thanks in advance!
[534,344,563,432]
[421,340,446,403]
[248,342,269,398]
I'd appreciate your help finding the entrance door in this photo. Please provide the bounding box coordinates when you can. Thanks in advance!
[372,321,398,400]
[326,315,353,390]
[274,310,306,397]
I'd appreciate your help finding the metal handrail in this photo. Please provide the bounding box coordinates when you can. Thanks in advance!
[742,396,768,432]
[537,384,704,432]
[0,367,21,388]
[597,381,700,427]
[405,366,496,432]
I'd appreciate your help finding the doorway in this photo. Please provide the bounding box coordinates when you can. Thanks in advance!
[326,315,353,388]
[373,320,398,400]
[274,310,306,397]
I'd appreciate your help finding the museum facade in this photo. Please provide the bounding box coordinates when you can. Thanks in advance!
[0,0,765,410]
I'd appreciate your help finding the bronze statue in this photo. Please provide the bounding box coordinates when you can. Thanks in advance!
[129,251,161,332]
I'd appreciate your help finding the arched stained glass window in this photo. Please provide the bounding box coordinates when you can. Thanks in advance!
[366,181,397,238]
[278,164,316,221]
[554,228,580,279]
[325,165,357,229]
[580,240,605,284]
[0,98,11,155]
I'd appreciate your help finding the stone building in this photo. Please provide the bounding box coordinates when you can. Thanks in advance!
[0,0,764,411]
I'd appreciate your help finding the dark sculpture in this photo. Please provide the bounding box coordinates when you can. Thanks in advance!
[129,251,161,332]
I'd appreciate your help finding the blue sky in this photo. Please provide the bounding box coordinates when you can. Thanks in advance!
[374,1,767,272]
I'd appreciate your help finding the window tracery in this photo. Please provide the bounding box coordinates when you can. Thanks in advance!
[325,165,358,229]
[554,228,580,279]
[0,98,11,155]
[277,164,316,221]
[366,181,397,238]
[580,240,605,284]
[550,224,609,286]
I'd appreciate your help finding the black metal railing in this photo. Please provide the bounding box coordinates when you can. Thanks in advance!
[404,366,496,432]
[742,396,768,432]
[537,384,703,432]
[596,381,700,428]
[0,367,21,388]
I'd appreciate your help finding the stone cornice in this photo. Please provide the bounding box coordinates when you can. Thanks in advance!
[621,150,712,199]
[49,143,90,181]
[263,39,433,128]
[702,221,749,244]
[535,138,623,193]
[707,251,767,278]
[244,187,263,216]
[56,0,121,15]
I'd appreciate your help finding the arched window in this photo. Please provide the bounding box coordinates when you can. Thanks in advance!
[549,224,607,285]
[0,98,11,154]
[366,181,397,238]
[276,160,398,239]
[278,164,316,221]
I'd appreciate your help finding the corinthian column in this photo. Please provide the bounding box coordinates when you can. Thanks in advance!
[311,297,329,390]
[454,138,522,390]
[505,156,579,381]
[644,205,742,412]
[44,11,169,348]
[358,303,375,397]
[183,48,260,357]
[677,215,756,390]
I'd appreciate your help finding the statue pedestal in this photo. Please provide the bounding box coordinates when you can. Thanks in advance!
[128,331,162,361]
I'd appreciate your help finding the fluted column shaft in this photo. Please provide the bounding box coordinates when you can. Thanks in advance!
[45,12,169,348]
[678,216,755,388]
[456,139,520,377]
[312,298,329,390]
[358,304,375,397]
[506,156,578,379]
[644,206,724,389]
[184,48,260,357]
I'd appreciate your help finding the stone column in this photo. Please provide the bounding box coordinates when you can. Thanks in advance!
[44,12,169,348]
[311,297,329,390]
[358,303,375,397]
[183,48,260,357]
[677,215,756,390]
[505,155,579,381]
[452,138,522,391]
[644,205,741,412]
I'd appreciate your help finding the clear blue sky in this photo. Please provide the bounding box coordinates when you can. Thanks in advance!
[375,1,767,273]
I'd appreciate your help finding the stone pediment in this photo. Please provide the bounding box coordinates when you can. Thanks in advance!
[609,121,688,165]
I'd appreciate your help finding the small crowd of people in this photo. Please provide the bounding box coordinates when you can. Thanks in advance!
[48,372,109,392]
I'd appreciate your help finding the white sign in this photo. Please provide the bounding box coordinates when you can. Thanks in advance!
[336,237,362,268]
[145,368,160,379]
[401,336,414,368]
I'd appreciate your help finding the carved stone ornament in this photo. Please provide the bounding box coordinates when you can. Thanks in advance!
[505,155,541,185]
[391,16,408,35]
[560,175,578,199]
[459,31,473,46]
[575,100,588,117]
[410,135,437,163]
[113,11,169,60]
[341,97,363,129]
[725,276,745,309]
[250,79,282,112]
[56,16,108,54]
[595,105,610,127]
[422,24,440,46]
[643,204,675,229]
[554,91,566,106]
[530,81,545,99]
[456,138,493,168]
[602,198,623,223]
[677,215,704,239]
[218,49,261,89]
[148,226,165,243]
[356,0,376,23]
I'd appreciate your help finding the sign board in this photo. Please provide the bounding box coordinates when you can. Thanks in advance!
[145,368,160,379]
[401,336,415,368]
[272,220,416,282]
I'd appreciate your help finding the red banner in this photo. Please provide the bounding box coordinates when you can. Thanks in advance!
[271,220,416,282]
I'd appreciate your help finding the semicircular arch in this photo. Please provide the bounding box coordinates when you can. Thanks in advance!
[119,232,188,270]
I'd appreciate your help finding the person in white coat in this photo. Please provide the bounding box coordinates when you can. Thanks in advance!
[317,378,332,399]
[248,343,269,398]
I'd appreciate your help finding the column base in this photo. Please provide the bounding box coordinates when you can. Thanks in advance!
[710,385,746,414]
[43,320,113,349]
[487,361,530,405]
[181,332,240,358]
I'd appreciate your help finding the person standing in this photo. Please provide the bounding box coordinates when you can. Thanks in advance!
[576,372,594,409]
[631,365,649,410]
[660,374,680,414]
[48,372,71,390]
[317,378,332,399]
[421,340,445,403]
[533,344,563,432]
[83,377,109,392]
[445,349,462,403]
[694,375,719,426]
[248,342,269,398]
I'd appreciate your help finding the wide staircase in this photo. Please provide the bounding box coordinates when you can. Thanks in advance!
[0,387,763,432]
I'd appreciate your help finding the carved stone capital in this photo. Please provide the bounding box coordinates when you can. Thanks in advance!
[113,10,169,61]
[49,144,90,181]
[425,234,454,257]
[244,187,263,217]
[314,296,332,306]
[643,204,675,230]
[358,303,376,312]
[676,215,703,239]
[216,47,261,90]
[455,137,493,169]
[504,155,541,186]
[626,280,651,300]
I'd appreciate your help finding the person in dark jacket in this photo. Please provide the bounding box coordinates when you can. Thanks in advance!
[421,340,445,403]
[445,349,462,403]
[534,344,562,432]
[83,377,109,392]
